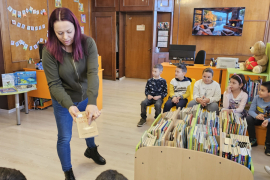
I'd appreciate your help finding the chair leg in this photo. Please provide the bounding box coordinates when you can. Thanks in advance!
[149,106,152,114]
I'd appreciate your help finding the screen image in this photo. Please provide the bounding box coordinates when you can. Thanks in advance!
[192,7,245,36]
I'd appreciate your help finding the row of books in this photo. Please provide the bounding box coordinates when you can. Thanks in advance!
[178,105,198,120]
[221,111,247,135]
[221,133,252,169]
[246,77,262,103]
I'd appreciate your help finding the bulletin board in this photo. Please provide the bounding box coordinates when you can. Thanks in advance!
[6,0,48,63]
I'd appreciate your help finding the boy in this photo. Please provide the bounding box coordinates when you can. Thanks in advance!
[163,64,191,112]
[247,81,270,155]
[138,64,167,127]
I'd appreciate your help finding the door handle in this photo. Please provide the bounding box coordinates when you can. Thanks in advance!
[148,48,152,52]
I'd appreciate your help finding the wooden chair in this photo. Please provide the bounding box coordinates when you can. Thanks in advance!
[147,78,196,114]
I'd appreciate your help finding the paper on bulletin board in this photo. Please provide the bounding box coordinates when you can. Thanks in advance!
[136,24,145,31]
[157,42,167,48]
[158,30,168,36]
[158,36,168,41]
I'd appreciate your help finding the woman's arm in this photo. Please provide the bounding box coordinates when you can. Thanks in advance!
[43,48,73,109]
[86,38,99,106]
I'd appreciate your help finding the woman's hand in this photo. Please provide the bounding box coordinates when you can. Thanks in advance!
[85,105,101,125]
[69,106,80,122]
[256,114,265,120]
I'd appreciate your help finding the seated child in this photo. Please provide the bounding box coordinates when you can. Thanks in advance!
[222,74,248,117]
[247,81,270,155]
[138,64,167,127]
[163,64,191,112]
[187,68,221,113]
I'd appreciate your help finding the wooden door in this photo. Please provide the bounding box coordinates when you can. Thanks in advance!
[125,13,152,79]
[155,0,174,12]
[120,0,154,11]
[92,12,116,80]
[92,0,119,12]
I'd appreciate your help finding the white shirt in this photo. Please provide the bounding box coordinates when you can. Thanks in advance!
[193,79,221,104]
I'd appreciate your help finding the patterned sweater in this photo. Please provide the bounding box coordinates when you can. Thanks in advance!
[145,78,167,99]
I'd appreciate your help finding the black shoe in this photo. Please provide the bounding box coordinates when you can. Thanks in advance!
[84,146,106,165]
[265,143,270,156]
[250,138,258,147]
[137,118,146,127]
[64,168,75,180]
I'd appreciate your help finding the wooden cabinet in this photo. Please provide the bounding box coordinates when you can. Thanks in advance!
[92,0,119,12]
[120,0,154,11]
[155,0,174,12]
[153,52,169,68]
[92,12,116,80]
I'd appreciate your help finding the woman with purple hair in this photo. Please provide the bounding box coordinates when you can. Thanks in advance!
[43,8,106,180]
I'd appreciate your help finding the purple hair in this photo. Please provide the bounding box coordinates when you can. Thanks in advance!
[45,8,87,63]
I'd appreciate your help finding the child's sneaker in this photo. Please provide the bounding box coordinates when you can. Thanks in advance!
[264,165,270,175]
[265,143,270,156]
[250,138,258,147]
[137,119,146,127]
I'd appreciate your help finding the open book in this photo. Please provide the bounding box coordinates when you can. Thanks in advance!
[76,111,99,139]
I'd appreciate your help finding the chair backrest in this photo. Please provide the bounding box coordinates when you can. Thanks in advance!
[195,50,206,64]
[266,43,270,75]
[187,78,196,103]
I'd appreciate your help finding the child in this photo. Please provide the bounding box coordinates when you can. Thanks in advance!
[247,81,270,155]
[138,64,167,127]
[163,64,191,112]
[222,74,248,117]
[187,68,221,113]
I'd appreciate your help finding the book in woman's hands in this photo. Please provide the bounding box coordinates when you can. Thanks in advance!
[76,111,99,139]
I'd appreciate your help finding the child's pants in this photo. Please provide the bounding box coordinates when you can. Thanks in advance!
[141,98,163,119]
[163,98,188,113]
[187,100,219,113]
[246,115,270,143]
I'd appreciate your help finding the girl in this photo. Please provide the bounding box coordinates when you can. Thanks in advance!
[43,8,105,179]
[222,74,248,117]
[187,68,221,113]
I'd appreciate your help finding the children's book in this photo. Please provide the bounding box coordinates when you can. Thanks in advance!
[0,88,17,94]
[76,111,99,139]
[2,73,15,87]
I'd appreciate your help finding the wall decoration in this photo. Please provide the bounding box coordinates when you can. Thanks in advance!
[79,3,84,12]
[55,0,62,7]
[158,22,170,30]
[81,14,86,23]
[81,26,84,34]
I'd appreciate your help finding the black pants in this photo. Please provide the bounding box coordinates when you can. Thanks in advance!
[140,98,163,119]
[246,115,270,144]
[163,98,188,113]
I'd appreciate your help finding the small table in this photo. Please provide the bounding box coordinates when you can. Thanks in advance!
[0,88,36,125]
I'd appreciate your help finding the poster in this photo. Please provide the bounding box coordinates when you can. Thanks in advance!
[55,0,62,7]
[158,22,169,30]
[79,3,84,12]
[81,14,86,23]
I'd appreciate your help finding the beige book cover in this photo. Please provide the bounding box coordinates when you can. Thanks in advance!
[76,111,99,139]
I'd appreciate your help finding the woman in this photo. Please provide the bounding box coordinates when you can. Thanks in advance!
[43,8,106,180]
[187,68,221,114]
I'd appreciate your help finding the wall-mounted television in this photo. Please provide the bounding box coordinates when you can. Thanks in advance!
[192,7,245,36]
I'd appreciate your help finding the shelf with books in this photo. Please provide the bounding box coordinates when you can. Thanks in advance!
[136,105,254,174]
